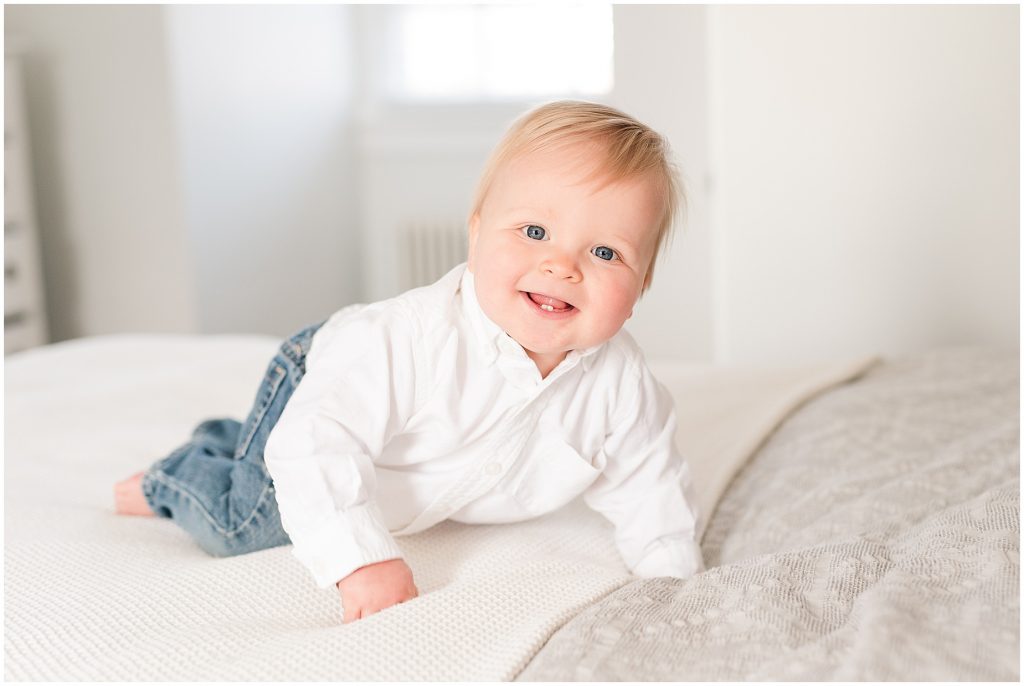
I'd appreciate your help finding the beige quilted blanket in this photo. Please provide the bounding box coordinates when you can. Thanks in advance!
[519,348,1020,681]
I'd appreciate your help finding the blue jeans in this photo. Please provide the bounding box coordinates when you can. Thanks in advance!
[141,322,324,557]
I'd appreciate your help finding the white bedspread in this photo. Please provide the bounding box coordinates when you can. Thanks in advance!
[4,334,875,680]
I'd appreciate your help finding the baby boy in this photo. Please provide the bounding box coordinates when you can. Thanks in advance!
[115,101,704,623]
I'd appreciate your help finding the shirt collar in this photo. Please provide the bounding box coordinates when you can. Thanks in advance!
[457,265,603,382]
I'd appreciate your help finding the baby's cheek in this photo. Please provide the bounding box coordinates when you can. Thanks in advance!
[593,287,638,336]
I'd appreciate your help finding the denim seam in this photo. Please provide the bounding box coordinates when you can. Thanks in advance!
[236,324,312,458]
[281,322,319,366]
[148,468,276,539]
[235,362,287,461]
[282,341,303,366]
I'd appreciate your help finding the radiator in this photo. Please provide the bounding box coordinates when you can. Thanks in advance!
[399,220,468,291]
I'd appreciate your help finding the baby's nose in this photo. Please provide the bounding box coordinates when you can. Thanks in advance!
[540,253,582,282]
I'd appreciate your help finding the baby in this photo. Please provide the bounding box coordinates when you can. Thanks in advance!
[115,100,704,623]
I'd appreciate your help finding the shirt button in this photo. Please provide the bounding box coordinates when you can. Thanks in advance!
[485,462,502,476]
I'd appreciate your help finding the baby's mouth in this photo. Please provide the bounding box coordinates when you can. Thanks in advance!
[526,292,574,312]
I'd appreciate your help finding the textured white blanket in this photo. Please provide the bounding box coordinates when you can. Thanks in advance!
[4,335,875,680]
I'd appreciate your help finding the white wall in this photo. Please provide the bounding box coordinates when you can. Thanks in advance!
[709,5,1019,364]
[6,5,1018,363]
[165,5,359,336]
[5,5,198,341]
[613,4,713,362]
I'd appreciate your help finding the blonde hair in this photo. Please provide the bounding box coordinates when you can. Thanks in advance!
[469,100,685,292]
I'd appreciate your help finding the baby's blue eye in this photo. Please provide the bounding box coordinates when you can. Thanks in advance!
[593,246,616,261]
[524,225,547,240]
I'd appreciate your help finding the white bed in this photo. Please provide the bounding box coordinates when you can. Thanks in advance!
[4,335,1017,680]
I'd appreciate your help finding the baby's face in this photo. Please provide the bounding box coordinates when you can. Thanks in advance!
[467,143,663,374]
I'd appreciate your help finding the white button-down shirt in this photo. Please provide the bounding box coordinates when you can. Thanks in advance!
[264,263,703,588]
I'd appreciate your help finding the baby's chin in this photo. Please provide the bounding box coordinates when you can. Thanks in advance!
[502,329,565,354]
[520,321,628,351]
[509,329,591,357]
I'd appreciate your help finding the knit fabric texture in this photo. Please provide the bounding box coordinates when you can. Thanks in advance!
[518,347,1019,681]
[4,334,882,680]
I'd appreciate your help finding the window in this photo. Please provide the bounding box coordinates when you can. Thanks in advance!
[381,4,613,102]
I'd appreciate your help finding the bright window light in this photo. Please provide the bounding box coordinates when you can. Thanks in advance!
[385,4,613,101]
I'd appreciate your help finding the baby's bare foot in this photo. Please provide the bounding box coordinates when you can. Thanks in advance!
[114,471,155,516]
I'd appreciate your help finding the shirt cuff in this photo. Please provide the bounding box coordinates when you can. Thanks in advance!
[289,502,405,588]
[631,537,705,579]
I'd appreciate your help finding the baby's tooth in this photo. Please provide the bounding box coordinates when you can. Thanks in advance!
[541,304,554,311]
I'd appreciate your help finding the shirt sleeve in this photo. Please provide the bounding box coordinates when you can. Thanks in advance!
[263,303,421,589]
[582,358,705,580]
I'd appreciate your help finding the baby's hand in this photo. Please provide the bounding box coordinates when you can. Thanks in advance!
[336,558,418,623]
